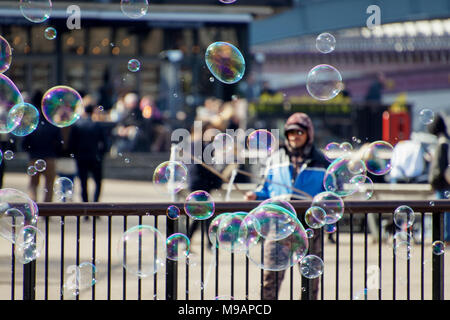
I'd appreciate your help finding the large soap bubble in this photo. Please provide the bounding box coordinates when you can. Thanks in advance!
[306,64,343,101]
[363,141,393,175]
[20,0,52,23]
[166,233,190,261]
[120,0,149,19]
[0,36,12,74]
[184,190,215,220]
[153,161,188,194]
[208,213,230,248]
[311,191,344,224]
[0,74,24,134]
[117,225,166,278]
[323,156,367,197]
[41,86,82,128]
[9,102,40,137]
[216,211,250,253]
[205,42,245,84]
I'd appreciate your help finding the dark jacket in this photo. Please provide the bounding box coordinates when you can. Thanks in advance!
[428,113,450,191]
[68,117,108,162]
[22,120,62,159]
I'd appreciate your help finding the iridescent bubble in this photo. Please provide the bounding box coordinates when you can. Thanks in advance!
[340,142,353,154]
[14,225,45,264]
[41,86,82,128]
[205,41,245,84]
[19,0,52,23]
[348,175,374,200]
[324,223,337,234]
[311,191,344,224]
[247,129,277,157]
[27,166,37,176]
[9,102,40,137]
[393,205,415,229]
[120,0,149,19]
[184,190,215,220]
[259,199,296,217]
[212,133,235,159]
[419,109,434,125]
[394,239,412,260]
[323,157,367,197]
[245,221,308,271]
[0,74,24,134]
[363,141,394,175]
[306,228,314,238]
[208,213,230,248]
[216,211,249,253]
[4,150,14,160]
[166,205,180,220]
[324,142,342,162]
[44,27,57,40]
[305,206,327,229]
[53,177,74,201]
[0,188,38,243]
[153,161,188,194]
[306,64,343,101]
[166,233,190,261]
[117,225,166,277]
[65,262,97,296]
[0,36,12,74]
[432,240,445,255]
[316,32,336,54]
[127,59,141,72]
[34,159,47,172]
[300,255,324,279]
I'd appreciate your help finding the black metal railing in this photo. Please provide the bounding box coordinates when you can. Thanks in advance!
[5,200,448,300]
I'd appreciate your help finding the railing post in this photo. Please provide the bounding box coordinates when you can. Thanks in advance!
[23,260,36,300]
[432,211,444,300]
[165,217,178,300]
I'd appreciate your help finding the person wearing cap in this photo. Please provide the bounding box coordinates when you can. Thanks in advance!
[245,112,328,300]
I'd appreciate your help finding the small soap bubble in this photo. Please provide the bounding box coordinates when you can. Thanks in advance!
[27,166,37,176]
[300,255,324,279]
[419,109,434,125]
[127,59,141,72]
[34,159,46,172]
[4,150,14,160]
[316,32,336,54]
[44,27,57,40]
[432,241,445,255]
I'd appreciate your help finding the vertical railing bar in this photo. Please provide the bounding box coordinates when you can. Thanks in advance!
[11,219,15,300]
[138,215,142,300]
[185,217,189,300]
[60,216,65,300]
[290,266,293,300]
[432,210,444,300]
[92,215,96,300]
[107,216,111,300]
[364,213,368,300]
[392,216,396,300]
[154,216,158,300]
[378,213,382,300]
[44,216,49,300]
[350,213,353,300]
[231,252,234,298]
[245,255,249,300]
[260,240,264,300]
[200,221,205,300]
[421,212,425,300]
[336,221,339,300]
[407,226,411,300]
[215,246,219,299]
[320,227,324,300]
[76,216,80,301]
[122,216,126,300]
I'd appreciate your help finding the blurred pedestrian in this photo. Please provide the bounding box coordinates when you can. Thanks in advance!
[244,112,328,300]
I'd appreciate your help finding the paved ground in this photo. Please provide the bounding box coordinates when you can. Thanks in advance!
[0,173,449,300]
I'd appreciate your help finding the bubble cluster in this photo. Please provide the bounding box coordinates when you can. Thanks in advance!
[205,42,245,84]
[306,64,343,101]
[9,102,40,137]
[363,141,393,175]
[300,255,324,279]
[20,0,52,23]
[44,27,57,40]
[184,190,215,220]
[41,86,82,128]
[316,32,336,54]
[127,59,141,72]
[166,233,190,261]
[117,225,166,277]
[153,161,188,194]
[120,0,149,19]
[0,36,12,74]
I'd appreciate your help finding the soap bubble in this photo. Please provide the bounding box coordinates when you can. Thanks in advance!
[120,0,149,19]
[432,241,445,255]
[0,74,24,134]
[4,150,14,160]
[9,102,40,137]
[316,32,336,54]
[19,0,52,23]
[205,41,245,84]
[419,109,434,125]
[393,231,413,260]
[339,142,353,154]
[153,161,188,194]
[216,211,249,253]
[300,255,324,279]
[66,262,97,296]
[184,190,215,220]
[15,225,45,264]
[41,86,82,128]
[324,142,342,162]
[127,59,141,72]
[323,157,367,197]
[306,64,343,101]
[393,205,415,229]
[304,206,327,229]
[306,228,314,238]
[363,141,393,175]
[347,175,374,200]
[0,36,12,74]
[324,223,337,234]
[34,159,46,172]
[311,191,344,224]
[212,133,235,159]
[166,233,190,261]
[208,213,230,248]
[53,177,74,201]
[117,225,166,277]
[247,129,277,157]
[166,205,180,220]
[260,199,296,217]
[27,166,37,176]
[44,27,57,40]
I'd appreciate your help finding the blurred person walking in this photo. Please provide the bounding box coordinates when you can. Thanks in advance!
[428,113,450,244]
[69,105,108,208]
[244,112,328,300]
[22,91,63,202]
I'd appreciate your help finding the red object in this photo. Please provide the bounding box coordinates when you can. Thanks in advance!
[382,111,411,146]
